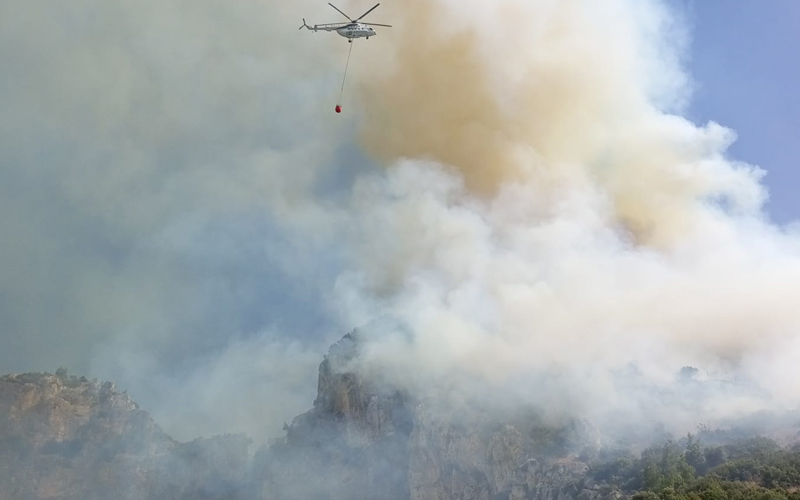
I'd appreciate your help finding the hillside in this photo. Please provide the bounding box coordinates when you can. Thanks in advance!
[3,333,800,500]
[0,371,250,499]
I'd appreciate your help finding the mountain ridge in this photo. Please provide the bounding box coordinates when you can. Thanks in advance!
[3,332,800,500]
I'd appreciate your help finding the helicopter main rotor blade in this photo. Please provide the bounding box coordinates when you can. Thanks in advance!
[355,3,380,21]
[361,22,392,27]
[328,3,353,21]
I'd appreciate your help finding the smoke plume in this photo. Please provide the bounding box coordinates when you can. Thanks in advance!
[331,0,800,432]
[1,0,798,443]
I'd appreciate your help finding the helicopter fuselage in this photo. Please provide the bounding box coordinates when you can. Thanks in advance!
[300,3,389,41]
[336,23,376,39]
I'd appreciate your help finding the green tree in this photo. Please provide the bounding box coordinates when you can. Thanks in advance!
[686,434,707,475]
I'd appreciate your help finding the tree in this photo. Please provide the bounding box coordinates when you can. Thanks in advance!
[686,434,707,475]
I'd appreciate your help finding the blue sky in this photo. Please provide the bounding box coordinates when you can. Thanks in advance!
[678,1,800,223]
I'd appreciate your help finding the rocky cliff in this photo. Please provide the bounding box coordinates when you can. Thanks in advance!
[0,371,250,500]
[256,331,620,500]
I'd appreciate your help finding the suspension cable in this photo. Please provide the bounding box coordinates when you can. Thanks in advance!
[338,41,354,104]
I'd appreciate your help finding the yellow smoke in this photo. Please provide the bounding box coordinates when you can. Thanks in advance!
[352,0,763,246]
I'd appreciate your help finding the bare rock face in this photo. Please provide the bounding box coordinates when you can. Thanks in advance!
[259,332,617,500]
[0,372,250,500]
[404,405,616,500]
[0,373,144,447]
[257,332,414,500]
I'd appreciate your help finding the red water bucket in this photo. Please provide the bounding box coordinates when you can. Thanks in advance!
[335,105,342,113]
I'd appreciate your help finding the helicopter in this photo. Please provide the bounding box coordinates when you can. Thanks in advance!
[299,3,392,43]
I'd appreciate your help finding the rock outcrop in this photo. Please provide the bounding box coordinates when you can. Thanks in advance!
[257,331,620,500]
[0,371,250,500]
[256,332,414,500]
